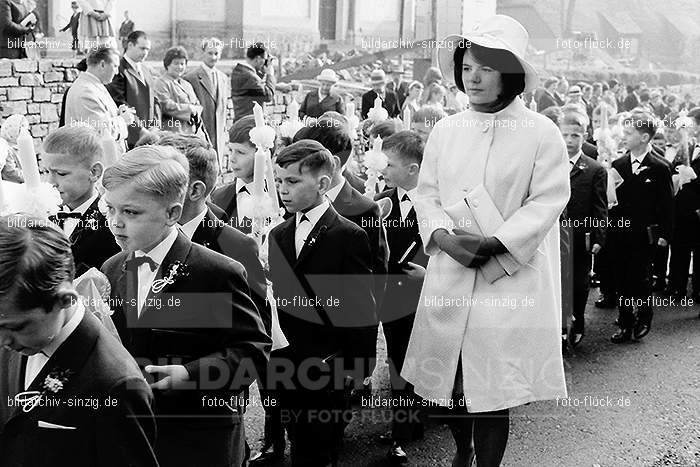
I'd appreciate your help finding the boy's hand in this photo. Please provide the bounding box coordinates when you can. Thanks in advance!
[402,262,426,280]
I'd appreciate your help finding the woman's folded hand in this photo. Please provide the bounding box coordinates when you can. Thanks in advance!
[435,229,494,268]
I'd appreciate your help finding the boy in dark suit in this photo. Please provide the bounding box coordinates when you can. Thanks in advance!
[361,70,400,119]
[0,214,158,466]
[558,107,608,347]
[269,140,376,466]
[43,125,120,276]
[59,1,80,53]
[100,146,270,467]
[609,112,674,343]
[375,130,428,464]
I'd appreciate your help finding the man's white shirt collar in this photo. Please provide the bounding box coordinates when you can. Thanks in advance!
[136,228,179,267]
[65,189,98,216]
[179,207,208,240]
[569,151,582,167]
[296,199,330,228]
[325,177,346,202]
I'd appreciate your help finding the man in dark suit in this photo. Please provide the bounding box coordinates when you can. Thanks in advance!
[387,64,409,110]
[375,131,428,463]
[118,10,134,51]
[100,146,271,467]
[361,69,400,119]
[59,1,80,53]
[299,68,345,119]
[184,38,230,163]
[269,140,376,466]
[0,0,33,59]
[609,112,674,343]
[0,214,158,466]
[537,77,559,112]
[43,125,120,276]
[107,31,159,149]
[623,84,641,112]
[558,108,608,347]
[230,42,276,123]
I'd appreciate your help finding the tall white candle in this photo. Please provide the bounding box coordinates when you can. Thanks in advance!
[346,102,355,118]
[287,99,300,120]
[403,107,411,130]
[253,102,265,128]
[17,129,41,188]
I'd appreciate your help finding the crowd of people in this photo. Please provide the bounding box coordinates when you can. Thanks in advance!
[0,12,699,467]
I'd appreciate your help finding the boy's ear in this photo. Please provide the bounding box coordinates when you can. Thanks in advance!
[53,284,79,312]
[90,161,104,182]
[407,162,420,176]
[165,203,183,226]
[318,174,332,195]
[188,180,207,202]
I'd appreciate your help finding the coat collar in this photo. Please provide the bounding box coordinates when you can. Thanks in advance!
[195,66,217,102]
[276,205,340,268]
[191,208,224,250]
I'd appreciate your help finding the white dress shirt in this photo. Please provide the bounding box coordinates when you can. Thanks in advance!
[135,228,179,317]
[201,63,218,92]
[325,177,346,203]
[396,186,416,220]
[124,55,143,80]
[631,152,647,174]
[178,207,208,240]
[62,189,99,237]
[25,301,85,390]
[295,200,330,257]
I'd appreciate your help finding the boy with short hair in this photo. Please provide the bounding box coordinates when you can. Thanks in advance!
[0,214,158,466]
[99,145,270,466]
[375,130,427,463]
[610,111,673,343]
[43,125,119,276]
[269,139,376,466]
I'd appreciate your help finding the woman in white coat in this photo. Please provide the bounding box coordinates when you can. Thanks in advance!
[400,15,570,466]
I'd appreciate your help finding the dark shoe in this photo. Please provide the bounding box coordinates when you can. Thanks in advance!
[634,313,653,340]
[249,441,285,465]
[611,328,633,343]
[569,318,584,348]
[595,295,616,308]
[388,443,408,465]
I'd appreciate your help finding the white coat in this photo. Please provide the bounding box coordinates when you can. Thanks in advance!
[401,97,570,412]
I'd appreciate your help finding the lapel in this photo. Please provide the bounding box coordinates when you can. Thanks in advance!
[331,179,354,212]
[68,197,101,245]
[275,218,297,269]
[6,352,24,408]
[114,252,138,330]
[9,313,99,421]
[570,157,585,180]
[388,188,401,221]
[197,67,216,102]
[295,206,337,267]
[618,154,633,180]
[139,232,192,319]
[191,208,222,250]
[123,57,145,86]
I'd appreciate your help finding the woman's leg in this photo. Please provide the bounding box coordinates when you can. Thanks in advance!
[447,413,474,467]
[473,408,510,467]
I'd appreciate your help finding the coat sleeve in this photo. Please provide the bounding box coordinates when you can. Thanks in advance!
[96,377,158,467]
[492,123,570,267]
[655,162,674,241]
[65,89,111,137]
[299,92,308,118]
[0,1,31,37]
[414,125,457,255]
[106,71,127,108]
[591,164,608,247]
[154,78,194,121]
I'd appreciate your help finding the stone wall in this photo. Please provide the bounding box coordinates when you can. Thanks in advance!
[0,58,80,146]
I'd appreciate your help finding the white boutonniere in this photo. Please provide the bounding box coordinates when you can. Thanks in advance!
[83,210,102,231]
[14,368,72,413]
[151,261,189,294]
[637,166,649,173]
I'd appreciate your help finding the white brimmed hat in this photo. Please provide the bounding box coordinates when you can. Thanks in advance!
[370,69,388,84]
[437,15,539,93]
[316,68,339,83]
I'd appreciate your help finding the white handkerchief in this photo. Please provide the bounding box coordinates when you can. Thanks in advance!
[38,421,77,430]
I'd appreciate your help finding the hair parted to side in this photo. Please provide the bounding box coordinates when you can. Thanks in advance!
[155,134,219,195]
[623,111,659,140]
[163,46,188,69]
[382,130,424,165]
[411,106,447,125]
[292,119,352,165]
[453,42,525,103]
[43,125,104,167]
[202,37,224,51]
[126,30,148,47]
[0,215,75,311]
[559,104,590,129]
[102,146,190,205]
[275,139,334,178]
[369,120,400,140]
[228,115,258,146]
[246,42,267,60]
[86,45,118,67]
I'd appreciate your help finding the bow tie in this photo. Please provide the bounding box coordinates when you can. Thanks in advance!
[401,193,411,202]
[238,185,249,194]
[125,255,158,272]
[56,211,82,220]
[632,159,641,165]
[298,214,310,224]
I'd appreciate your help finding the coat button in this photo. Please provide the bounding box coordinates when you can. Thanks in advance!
[472,199,480,208]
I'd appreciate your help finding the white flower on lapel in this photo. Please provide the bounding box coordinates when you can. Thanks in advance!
[150,261,189,294]
[14,368,72,413]
[636,166,649,174]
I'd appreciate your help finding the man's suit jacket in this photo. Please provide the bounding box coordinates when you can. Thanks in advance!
[387,79,409,109]
[361,89,400,119]
[374,188,428,323]
[537,90,558,112]
[268,206,376,376]
[299,91,344,119]
[610,152,674,242]
[64,72,124,151]
[106,57,159,148]
[230,63,274,123]
[0,0,30,59]
[672,156,700,245]
[190,208,272,335]
[50,197,120,277]
[331,179,388,308]
[100,232,270,425]
[623,92,640,112]
[184,66,229,157]
[0,312,158,467]
[566,154,608,250]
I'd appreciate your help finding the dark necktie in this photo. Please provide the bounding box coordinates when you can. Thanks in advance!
[55,211,82,228]
[238,185,249,195]
[125,255,157,272]
[401,193,410,202]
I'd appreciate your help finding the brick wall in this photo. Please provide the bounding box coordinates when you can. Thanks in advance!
[0,58,80,146]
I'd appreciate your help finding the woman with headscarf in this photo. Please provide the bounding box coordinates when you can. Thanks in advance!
[401,15,569,466]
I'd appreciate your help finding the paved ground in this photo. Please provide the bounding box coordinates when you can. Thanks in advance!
[244,290,700,466]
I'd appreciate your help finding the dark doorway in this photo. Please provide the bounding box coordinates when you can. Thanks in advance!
[319,0,337,40]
